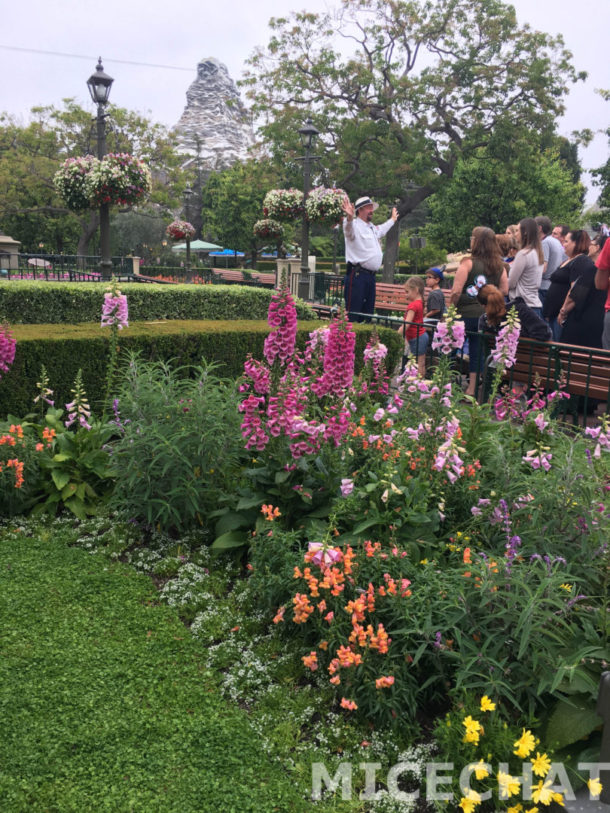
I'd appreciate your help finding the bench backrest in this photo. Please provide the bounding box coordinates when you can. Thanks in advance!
[375,283,452,313]
[500,337,610,413]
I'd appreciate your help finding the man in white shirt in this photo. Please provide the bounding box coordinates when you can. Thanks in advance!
[342,195,398,321]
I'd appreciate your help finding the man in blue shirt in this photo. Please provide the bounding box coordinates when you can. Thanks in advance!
[536,216,566,316]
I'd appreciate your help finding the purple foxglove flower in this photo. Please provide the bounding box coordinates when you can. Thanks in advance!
[0,325,16,377]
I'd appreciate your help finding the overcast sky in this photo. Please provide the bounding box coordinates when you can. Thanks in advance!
[2,0,608,204]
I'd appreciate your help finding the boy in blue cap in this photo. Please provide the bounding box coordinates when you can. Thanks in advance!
[424,266,446,321]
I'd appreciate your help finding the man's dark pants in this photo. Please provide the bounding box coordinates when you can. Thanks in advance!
[344,265,376,322]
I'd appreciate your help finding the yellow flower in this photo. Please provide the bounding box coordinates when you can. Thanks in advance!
[463,730,480,744]
[462,715,483,744]
[459,797,478,813]
[588,777,603,797]
[530,752,551,777]
[525,808,539,813]
[470,759,490,780]
[463,715,482,734]
[560,583,572,591]
[480,695,496,712]
[498,771,521,798]
[552,792,565,805]
[513,728,536,758]
[507,806,523,813]
[420,558,429,564]
[531,778,554,805]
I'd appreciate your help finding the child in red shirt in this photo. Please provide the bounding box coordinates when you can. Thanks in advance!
[399,276,429,376]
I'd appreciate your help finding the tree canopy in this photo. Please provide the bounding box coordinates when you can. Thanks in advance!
[242,0,585,274]
[428,138,585,251]
[0,100,185,254]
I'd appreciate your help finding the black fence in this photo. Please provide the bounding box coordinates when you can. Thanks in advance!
[1,254,133,282]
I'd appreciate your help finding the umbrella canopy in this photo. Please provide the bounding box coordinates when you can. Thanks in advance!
[209,248,245,256]
[27,257,53,269]
[171,240,223,252]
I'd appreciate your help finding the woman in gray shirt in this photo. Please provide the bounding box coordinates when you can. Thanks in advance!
[508,218,544,314]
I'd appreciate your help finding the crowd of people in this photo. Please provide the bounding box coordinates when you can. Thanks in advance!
[448,217,609,394]
[340,194,610,395]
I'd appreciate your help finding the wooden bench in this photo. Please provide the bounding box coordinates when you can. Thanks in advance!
[211,269,276,286]
[375,283,453,315]
[493,337,610,420]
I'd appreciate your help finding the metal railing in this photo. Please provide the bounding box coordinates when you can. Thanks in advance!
[3,254,133,282]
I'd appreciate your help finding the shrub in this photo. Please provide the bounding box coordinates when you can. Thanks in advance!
[0,281,317,325]
[0,320,402,421]
[109,358,248,534]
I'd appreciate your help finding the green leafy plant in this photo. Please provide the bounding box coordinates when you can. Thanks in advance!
[110,356,245,535]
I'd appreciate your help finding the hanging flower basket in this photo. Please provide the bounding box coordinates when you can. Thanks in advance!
[263,189,304,222]
[305,187,346,224]
[84,153,152,207]
[253,219,283,241]
[53,156,100,212]
[166,220,196,241]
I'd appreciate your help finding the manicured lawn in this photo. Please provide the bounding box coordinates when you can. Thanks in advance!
[0,525,315,812]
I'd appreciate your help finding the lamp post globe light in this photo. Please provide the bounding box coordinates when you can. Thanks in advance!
[297,118,319,302]
[87,58,114,281]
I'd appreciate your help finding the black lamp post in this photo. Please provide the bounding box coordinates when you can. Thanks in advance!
[183,183,193,280]
[87,58,114,281]
[297,118,319,301]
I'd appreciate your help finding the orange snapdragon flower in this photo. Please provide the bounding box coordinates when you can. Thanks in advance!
[375,676,395,689]
[292,593,314,624]
[302,651,318,671]
[261,504,281,521]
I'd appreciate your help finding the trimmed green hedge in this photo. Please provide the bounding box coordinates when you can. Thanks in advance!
[0,321,403,418]
[0,281,315,325]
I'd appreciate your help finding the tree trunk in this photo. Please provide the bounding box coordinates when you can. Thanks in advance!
[382,184,436,280]
[382,222,399,282]
[76,211,100,262]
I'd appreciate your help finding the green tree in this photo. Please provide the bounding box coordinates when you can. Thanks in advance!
[200,157,286,267]
[0,100,185,255]
[588,91,610,222]
[242,0,584,277]
[428,143,585,251]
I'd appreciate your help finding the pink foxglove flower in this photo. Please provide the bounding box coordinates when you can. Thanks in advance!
[340,478,354,496]
[431,305,465,354]
[263,286,297,365]
[64,370,92,430]
[101,292,129,329]
[0,325,16,378]
[307,542,343,567]
[490,308,521,369]
[522,448,552,471]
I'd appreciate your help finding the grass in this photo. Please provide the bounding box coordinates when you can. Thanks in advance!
[0,518,348,813]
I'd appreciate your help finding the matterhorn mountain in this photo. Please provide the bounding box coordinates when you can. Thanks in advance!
[173,57,255,175]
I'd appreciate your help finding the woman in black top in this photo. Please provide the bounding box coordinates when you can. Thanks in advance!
[556,231,605,347]
[543,230,588,340]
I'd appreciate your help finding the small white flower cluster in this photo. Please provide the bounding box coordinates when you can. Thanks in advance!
[159,562,211,608]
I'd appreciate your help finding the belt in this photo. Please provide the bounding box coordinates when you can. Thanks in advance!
[348,263,377,275]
